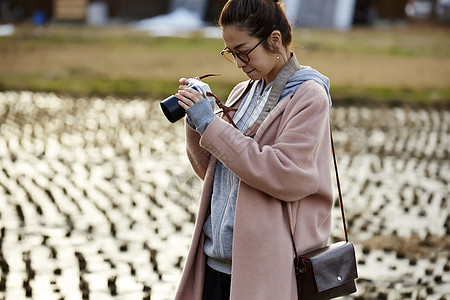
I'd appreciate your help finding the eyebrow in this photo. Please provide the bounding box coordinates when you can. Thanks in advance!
[226,42,248,51]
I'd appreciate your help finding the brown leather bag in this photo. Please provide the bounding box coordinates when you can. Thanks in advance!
[294,241,357,299]
[286,129,358,299]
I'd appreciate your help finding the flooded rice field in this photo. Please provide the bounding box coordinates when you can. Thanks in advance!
[0,91,448,300]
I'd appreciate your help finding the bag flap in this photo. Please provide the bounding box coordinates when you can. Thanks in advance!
[302,242,358,292]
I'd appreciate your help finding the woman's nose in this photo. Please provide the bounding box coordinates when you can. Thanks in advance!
[236,58,246,68]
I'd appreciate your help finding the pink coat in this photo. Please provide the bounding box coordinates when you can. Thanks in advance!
[175,80,333,300]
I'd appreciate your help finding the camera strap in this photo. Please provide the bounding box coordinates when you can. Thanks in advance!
[208,79,256,129]
[206,92,239,129]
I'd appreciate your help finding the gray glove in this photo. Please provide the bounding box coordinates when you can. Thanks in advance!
[186,98,216,134]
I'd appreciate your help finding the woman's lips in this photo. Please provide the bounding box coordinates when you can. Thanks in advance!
[244,69,255,75]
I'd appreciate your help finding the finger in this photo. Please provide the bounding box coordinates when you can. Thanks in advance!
[178,100,189,110]
[186,87,204,99]
[179,78,189,85]
[178,88,202,104]
[175,92,195,108]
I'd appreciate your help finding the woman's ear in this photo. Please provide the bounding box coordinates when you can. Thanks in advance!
[269,30,283,53]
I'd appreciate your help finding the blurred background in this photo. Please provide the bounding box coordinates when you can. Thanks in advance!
[0,0,449,103]
[0,0,449,300]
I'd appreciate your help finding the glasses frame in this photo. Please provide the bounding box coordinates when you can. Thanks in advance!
[220,39,265,63]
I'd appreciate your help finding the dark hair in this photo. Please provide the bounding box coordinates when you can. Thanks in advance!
[219,0,292,51]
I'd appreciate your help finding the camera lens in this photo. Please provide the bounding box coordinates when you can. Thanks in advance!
[160,95,186,123]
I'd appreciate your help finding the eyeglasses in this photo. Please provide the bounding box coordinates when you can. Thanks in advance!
[220,39,265,63]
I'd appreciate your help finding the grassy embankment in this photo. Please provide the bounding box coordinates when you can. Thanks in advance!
[0,24,449,106]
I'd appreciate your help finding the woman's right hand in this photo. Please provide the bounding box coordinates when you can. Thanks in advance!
[176,78,205,111]
[176,77,217,134]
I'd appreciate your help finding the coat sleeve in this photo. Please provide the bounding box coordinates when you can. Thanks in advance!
[185,121,211,180]
[184,81,249,180]
[198,80,330,202]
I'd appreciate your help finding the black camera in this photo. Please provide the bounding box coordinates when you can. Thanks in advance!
[160,78,212,123]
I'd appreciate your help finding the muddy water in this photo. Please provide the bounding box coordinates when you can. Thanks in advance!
[0,92,448,300]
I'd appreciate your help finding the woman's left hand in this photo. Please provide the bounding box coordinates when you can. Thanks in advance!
[176,78,205,111]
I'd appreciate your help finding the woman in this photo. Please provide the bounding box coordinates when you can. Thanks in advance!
[174,0,333,299]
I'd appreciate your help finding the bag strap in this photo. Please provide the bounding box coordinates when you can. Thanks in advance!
[330,128,349,243]
[285,126,349,258]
